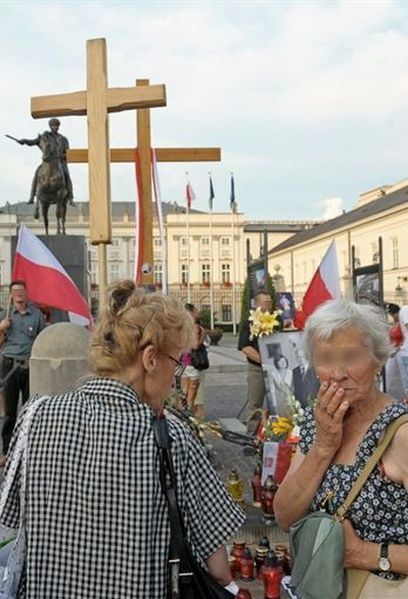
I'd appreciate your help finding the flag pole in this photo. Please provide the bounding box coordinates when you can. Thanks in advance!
[231,172,237,336]
[231,211,237,335]
[186,172,191,303]
[209,172,215,330]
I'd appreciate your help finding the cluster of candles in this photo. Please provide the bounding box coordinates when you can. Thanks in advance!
[226,464,279,522]
[229,538,291,599]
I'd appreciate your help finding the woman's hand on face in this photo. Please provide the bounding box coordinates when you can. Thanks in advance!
[314,381,349,458]
[343,519,364,569]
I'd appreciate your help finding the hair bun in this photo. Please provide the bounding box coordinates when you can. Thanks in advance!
[108,280,136,315]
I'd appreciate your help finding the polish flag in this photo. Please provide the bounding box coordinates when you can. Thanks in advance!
[12,225,91,326]
[186,182,195,209]
[302,240,341,318]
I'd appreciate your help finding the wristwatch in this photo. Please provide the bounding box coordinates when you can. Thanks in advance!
[378,543,391,572]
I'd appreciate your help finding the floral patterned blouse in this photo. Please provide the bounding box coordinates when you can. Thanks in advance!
[299,402,408,578]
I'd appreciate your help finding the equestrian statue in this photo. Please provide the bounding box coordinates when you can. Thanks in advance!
[7,118,75,235]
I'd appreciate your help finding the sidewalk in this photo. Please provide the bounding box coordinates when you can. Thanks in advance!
[204,339,287,598]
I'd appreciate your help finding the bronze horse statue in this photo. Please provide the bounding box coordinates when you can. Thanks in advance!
[34,131,69,235]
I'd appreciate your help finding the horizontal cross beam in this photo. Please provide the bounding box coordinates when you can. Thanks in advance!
[67,147,221,163]
[31,85,166,118]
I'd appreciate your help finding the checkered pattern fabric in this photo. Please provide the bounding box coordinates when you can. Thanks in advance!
[0,378,244,598]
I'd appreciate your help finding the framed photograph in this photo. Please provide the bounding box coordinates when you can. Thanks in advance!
[275,292,295,321]
[248,258,268,307]
[353,264,382,307]
[259,331,319,415]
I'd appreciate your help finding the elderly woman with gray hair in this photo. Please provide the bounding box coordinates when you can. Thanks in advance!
[274,300,408,585]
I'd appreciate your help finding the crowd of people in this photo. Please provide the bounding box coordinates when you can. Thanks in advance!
[1,278,408,597]
[0,280,243,598]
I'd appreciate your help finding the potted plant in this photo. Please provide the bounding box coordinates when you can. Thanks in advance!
[200,308,223,346]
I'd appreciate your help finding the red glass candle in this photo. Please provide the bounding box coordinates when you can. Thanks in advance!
[240,547,254,581]
[275,543,291,576]
[262,551,283,599]
[255,536,270,579]
[231,541,246,575]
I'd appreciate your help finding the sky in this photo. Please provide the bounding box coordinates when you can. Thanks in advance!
[1,0,408,221]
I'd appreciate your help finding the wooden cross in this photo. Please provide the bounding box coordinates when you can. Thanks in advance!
[30,38,166,302]
[67,79,221,287]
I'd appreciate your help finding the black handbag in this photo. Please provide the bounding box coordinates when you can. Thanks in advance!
[153,413,234,599]
[190,344,209,370]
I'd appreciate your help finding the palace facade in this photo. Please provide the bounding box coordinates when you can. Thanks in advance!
[1,176,406,323]
[0,200,314,325]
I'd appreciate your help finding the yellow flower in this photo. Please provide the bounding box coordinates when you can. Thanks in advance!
[249,307,281,340]
[270,416,294,438]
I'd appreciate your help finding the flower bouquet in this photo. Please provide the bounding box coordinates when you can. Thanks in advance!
[249,306,282,340]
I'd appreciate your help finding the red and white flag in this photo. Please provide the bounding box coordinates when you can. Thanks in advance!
[186,182,195,209]
[12,225,92,326]
[302,240,341,318]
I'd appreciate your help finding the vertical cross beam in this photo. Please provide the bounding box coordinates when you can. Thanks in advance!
[87,39,111,295]
[136,79,154,287]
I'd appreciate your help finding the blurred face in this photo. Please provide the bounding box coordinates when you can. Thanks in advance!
[277,356,287,369]
[256,293,272,312]
[296,349,308,368]
[312,327,381,406]
[10,284,27,304]
[50,121,59,133]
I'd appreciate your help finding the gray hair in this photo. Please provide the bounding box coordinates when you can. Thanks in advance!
[303,299,391,364]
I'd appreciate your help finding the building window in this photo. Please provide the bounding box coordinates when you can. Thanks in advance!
[201,263,211,284]
[154,263,163,285]
[154,238,162,247]
[221,263,231,283]
[392,237,399,269]
[303,261,307,283]
[222,305,232,322]
[353,247,360,268]
[181,264,189,284]
[109,249,121,261]
[108,263,121,283]
[111,238,120,247]
[181,237,187,246]
[201,237,210,246]
[221,237,230,246]
[91,263,98,284]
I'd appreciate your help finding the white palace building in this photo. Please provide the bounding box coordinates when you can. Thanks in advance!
[1,175,408,325]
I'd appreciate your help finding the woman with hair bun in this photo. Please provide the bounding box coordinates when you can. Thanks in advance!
[0,280,244,598]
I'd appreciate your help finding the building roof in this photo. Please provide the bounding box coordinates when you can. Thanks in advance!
[244,220,319,233]
[0,200,204,219]
[270,184,408,254]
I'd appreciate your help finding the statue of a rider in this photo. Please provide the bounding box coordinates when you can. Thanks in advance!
[18,118,75,206]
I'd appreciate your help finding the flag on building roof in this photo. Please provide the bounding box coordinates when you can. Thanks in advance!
[230,174,237,212]
[302,240,341,319]
[209,175,215,211]
[186,181,195,210]
[12,225,92,326]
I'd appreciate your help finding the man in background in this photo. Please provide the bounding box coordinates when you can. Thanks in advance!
[0,280,45,466]
[292,347,319,407]
[238,289,272,434]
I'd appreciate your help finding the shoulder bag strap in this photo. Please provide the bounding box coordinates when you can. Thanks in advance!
[336,413,408,520]
[153,414,193,599]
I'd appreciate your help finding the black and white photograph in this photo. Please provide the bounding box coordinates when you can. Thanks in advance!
[259,331,320,415]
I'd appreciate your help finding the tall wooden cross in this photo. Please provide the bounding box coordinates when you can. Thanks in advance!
[67,79,221,287]
[30,38,166,302]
